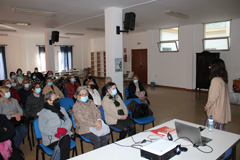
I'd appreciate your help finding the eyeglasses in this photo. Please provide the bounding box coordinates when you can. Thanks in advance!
[80,93,88,96]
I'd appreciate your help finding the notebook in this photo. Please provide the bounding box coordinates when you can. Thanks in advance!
[175,121,212,146]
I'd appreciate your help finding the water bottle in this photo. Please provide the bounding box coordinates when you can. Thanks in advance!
[208,115,214,132]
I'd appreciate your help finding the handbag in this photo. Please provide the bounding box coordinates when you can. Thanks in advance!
[89,120,110,137]
[128,100,152,118]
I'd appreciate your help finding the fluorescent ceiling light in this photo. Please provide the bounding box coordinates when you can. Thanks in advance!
[165,10,189,19]
[12,8,56,17]
[0,20,30,26]
[0,29,16,32]
[65,33,84,36]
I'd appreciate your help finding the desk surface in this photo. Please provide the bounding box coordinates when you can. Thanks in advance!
[69,119,240,160]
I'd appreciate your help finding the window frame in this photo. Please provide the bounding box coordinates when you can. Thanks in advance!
[203,20,231,51]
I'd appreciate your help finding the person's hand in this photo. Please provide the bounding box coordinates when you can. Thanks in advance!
[120,115,127,120]
[97,105,101,109]
[12,113,21,121]
[96,120,102,131]
[3,127,7,132]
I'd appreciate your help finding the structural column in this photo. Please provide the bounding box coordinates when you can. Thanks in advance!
[105,7,124,94]
[44,28,55,74]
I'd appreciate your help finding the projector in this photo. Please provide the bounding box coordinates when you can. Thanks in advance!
[141,139,181,160]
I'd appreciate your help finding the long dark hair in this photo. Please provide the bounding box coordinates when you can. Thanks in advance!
[209,59,228,83]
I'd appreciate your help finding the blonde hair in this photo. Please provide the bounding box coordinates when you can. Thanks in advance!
[0,86,9,94]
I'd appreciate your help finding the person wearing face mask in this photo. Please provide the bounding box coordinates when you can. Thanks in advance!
[2,79,21,103]
[30,72,43,87]
[101,76,123,99]
[83,73,99,90]
[31,67,44,82]
[18,79,31,109]
[27,71,32,81]
[25,83,44,120]
[86,80,101,109]
[127,74,149,104]
[9,72,21,89]
[65,75,80,99]
[39,91,72,160]
[0,86,28,148]
[44,70,54,81]
[72,86,109,149]
[42,78,64,98]
[102,82,136,140]
[16,68,24,84]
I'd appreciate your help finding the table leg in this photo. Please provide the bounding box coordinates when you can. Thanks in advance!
[232,145,236,160]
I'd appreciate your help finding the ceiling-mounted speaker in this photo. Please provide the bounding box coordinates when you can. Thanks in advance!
[124,12,136,31]
[52,31,59,42]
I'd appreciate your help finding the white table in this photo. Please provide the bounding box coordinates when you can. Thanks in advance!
[69,119,240,160]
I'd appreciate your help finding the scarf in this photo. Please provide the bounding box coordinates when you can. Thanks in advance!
[0,140,12,160]
[108,94,120,107]
[44,103,65,121]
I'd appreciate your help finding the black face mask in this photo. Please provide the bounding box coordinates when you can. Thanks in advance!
[90,84,95,89]
[88,76,92,79]
[53,98,60,107]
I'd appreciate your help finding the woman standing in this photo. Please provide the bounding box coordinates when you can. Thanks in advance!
[204,59,231,130]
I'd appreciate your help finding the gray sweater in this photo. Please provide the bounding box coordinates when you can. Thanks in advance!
[38,107,72,146]
[0,98,23,119]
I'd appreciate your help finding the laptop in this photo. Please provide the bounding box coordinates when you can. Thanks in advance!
[175,121,212,146]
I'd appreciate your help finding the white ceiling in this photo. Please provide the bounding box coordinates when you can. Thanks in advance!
[0,0,240,39]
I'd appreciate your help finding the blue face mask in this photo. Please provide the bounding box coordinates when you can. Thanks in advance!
[48,82,53,86]
[71,78,76,82]
[4,92,11,99]
[112,89,117,96]
[33,76,36,79]
[48,75,53,78]
[6,84,12,88]
[18,72,22,75]
[81,96,88,103]
[133,80,138,84]
[11,75,17,79]
[25,83,30,88]
[35,88,41,94]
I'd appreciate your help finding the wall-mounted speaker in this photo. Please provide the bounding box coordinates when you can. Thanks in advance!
[124,12,136,31]
[52,31,59,42]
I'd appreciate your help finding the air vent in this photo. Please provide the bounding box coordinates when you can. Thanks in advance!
[0,20,30,26]
[0,29,16,32]
[165,10,189,19]
[12,8,56,17]
[0,34,8,36]
[65,33,84,36]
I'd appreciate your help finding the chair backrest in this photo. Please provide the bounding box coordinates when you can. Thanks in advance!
[33,119,42,139]
[64,88,68,97]
[70,113,76,129]
[99,106,105,121]
[59,98,74,111]
[125,87,129,98]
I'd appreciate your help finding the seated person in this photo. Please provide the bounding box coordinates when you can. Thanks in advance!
[128,74,149,104]
[9,72,22,90]
[30,73,43,87]
[27,71,32,81]
[45,70,54,80]
[31,67,44,82]
[18,79,31,109]
[39,91,72,160]
[42,77,64,98]
[65,75,80,99]
[86,80,101,109]
[72,86,109,149]
[101,76,123,99]
[25,83,44,120]
[83,73,99,90]
[0,86,28,148]
[0,114,24,160]
[16,68,24,84]
[102,82,136,140]
[2,79,20,103]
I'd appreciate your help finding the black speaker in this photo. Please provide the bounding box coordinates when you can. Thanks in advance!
[52,31,59,42]
[124,12,136,31]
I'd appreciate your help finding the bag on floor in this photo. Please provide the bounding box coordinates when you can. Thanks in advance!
[128,100,152,118]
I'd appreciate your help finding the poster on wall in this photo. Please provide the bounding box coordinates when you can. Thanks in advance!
[115,58,122,72]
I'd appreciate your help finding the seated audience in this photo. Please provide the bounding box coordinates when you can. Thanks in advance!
[2,79,20,103]
[0,86,28,148]
[128,74,149,104]
[27,71,32,81]
[16,68,24,84]
[30,72,43,87]
[101,76,123,99]
[25,83,44,120]
[83,73,99,90]
[31,67,44,82]
[73,86,109,149]
[86,80,101,109]
[102,82,136,140]
[0,114,24,160]
[10,72,22,91]
[39,91,72,160]
[42,77,64,98]
[45,70,54,80]
[65,75,80,99]
[18,79,31,109]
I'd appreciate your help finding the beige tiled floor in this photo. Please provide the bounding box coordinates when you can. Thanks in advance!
[21,79,240,160]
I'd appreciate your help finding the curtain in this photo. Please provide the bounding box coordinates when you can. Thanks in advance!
[0,46,7,80]
[60,46,73,71]
[38,46,46,72]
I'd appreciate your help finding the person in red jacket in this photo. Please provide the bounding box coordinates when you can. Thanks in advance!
[2,79,21,103]
[65,75,80,99]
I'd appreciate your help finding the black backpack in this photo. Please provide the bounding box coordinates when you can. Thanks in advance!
[128,100,153,118]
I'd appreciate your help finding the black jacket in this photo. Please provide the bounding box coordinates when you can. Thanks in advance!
[127,81,147,99]
[101,85,123,100]
[18,88,31,108]
[25,93,45,118]
[0,114,15,142]
[83,78,99,90]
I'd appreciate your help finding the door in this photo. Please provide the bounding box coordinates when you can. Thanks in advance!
[131,49,148,83]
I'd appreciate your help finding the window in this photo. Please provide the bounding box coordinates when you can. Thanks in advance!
[203,21,230,51]
[38,46,46,72]
[0,46,7,80]
[59,46,73,72]
[158,27,179,52]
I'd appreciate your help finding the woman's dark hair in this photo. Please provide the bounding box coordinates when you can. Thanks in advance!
[10,72,15,77]
[105,82,116,90]
[30,83,40,91]
[16,68,22,74]
[209,59,228,83]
